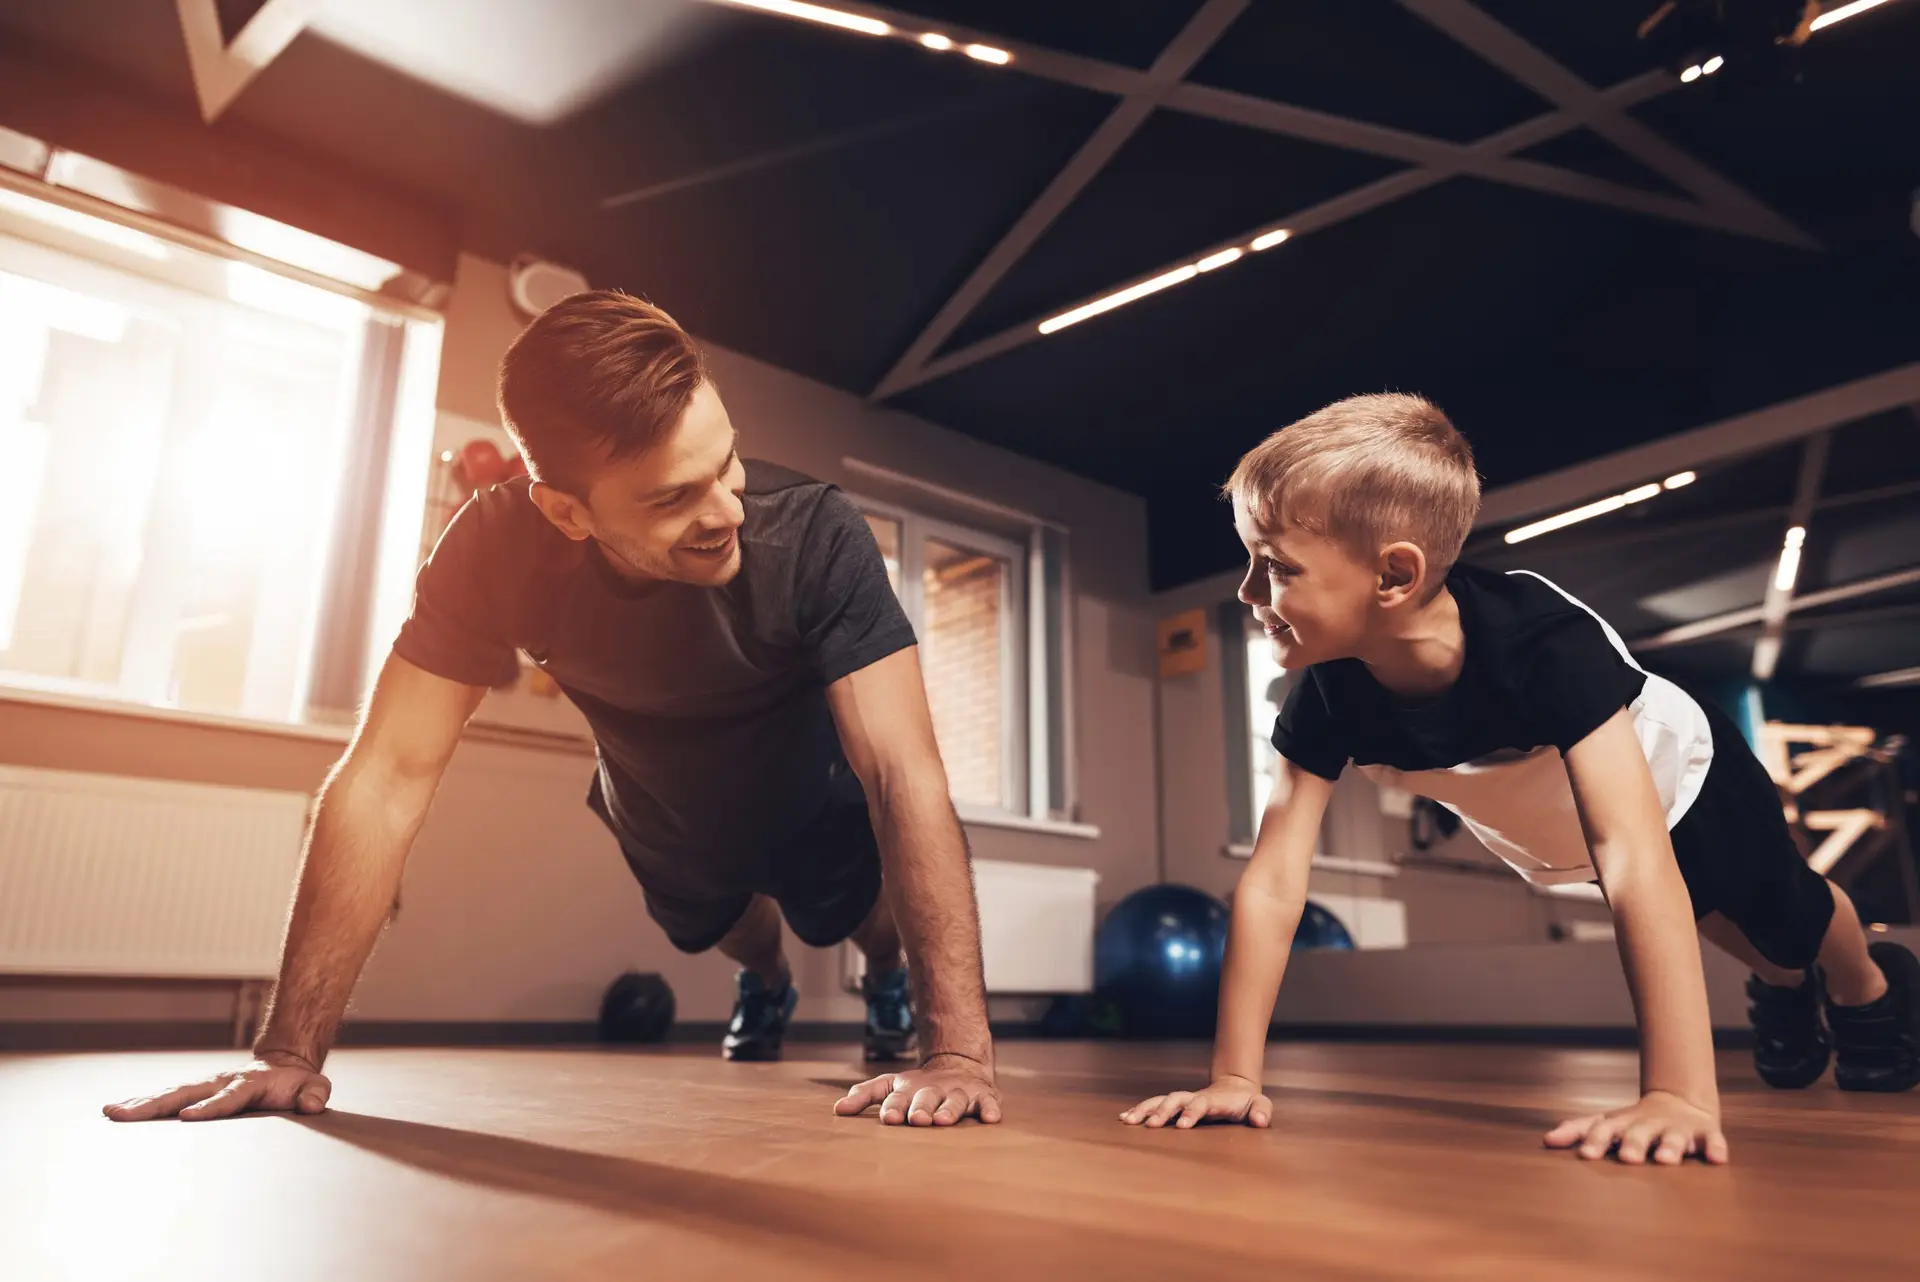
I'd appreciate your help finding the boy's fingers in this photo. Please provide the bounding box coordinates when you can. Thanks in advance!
[1579,1115,1625,1160]
[1652,1129,1689,1166]
[1542,1115,1594,1148]
[1176,1097,1210,1128]
[1704,1130,1731,1165]
[1248,1096,1273,1128]
[1616,1120,1662,1165]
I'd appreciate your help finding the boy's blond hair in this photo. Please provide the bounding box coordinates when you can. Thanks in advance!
[1225,393,1481,575]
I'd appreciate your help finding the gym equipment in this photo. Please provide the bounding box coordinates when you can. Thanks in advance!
[1094,884,1229,1038]
[598,971,676,1044]
[1293,899,1356,951]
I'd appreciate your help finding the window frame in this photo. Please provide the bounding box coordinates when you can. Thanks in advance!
[853,491,1069,823]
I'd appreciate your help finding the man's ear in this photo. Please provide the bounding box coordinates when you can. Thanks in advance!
[528,481,594,542]
[1377,541,1428,606]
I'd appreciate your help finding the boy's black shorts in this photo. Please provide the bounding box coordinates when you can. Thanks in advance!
[1668,699,1835,970]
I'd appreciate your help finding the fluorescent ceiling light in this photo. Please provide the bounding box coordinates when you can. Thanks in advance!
[1857,665,1920,689]
[964,43,1011,64]
[1680,64,1704,82]
[1663,471,1696,489]
[1751,634,1783,681]
[1702,54,1724,74]
[1251,228,1292,251]
[1039,265,1197,334]
[713,0,889,37]
[920,33,952,50]
[1196,248,1242,272]
[1811,0,1900,32]
[1773,525,1806,593]
[1503,481,1662,544]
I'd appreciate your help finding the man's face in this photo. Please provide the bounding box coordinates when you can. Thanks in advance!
[534,381,748,587]
[1233,494,1377,669]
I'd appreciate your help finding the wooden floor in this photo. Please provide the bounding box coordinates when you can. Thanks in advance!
[3,1041,1916,1281]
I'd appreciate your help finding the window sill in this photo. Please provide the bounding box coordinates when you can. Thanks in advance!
[0,683,353,744]
[1221,844,1401,878]
[956,805,1101,840]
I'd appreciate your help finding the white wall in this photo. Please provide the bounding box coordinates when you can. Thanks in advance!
[1,253,1159,1033]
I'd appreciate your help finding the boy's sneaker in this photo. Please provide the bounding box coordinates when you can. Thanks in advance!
[722,968,798,1062]
[1746,970,1831,1089]
[1827,941,1920,1093]
[861,965,916,1064]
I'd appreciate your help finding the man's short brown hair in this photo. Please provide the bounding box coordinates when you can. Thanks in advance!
[1225,392,1481,573]
[497,289,708,494]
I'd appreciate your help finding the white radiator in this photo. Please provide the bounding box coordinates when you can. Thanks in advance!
[0,765,311,980]
[839,858,1100,995]
[973,859,1099,994]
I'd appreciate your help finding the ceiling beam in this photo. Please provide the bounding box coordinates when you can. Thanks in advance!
[1397,0,1816,249]
[867,0,1247,402]
[174,0,326,124]
[878,69,1708,397]
[1858,666,1920,690]
[1632,564,1920,651]
[1476,361,1920,529]
[1750,431,1830,680]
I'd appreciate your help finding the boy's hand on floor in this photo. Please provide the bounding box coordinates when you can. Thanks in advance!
[1120,1075,1272,1129]
[1543,1089,1729,1165]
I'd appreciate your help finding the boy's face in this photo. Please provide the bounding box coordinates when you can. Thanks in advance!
[1233,495,1379,669]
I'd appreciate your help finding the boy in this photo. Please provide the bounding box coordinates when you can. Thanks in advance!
[1121,394,1919,1164]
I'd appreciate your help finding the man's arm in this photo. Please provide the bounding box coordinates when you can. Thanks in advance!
[824,646,1000,1126]
[104,654,484,1121]
[1547,708,1729,1165]
[1123,762,1332,1128]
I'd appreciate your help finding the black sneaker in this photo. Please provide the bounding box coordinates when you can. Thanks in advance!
[722,969,797,1063]
[1746,970,1831,1089]
[1827,942,1920,1093]
[861,965,916,1064]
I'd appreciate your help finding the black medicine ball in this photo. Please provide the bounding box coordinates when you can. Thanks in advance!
[598,971,676,1044]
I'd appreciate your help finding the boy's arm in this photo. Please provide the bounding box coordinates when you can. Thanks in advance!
[1122,762,1333,1128]
[1551,708,1730,1165]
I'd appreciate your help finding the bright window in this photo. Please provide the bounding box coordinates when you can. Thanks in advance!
[0,180,439,725]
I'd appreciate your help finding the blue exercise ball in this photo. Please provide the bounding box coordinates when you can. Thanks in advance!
[1094,884,1230,1038]
[1293,899,1356,951]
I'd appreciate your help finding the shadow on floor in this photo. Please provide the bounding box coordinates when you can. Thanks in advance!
[298,1110,1354,1280]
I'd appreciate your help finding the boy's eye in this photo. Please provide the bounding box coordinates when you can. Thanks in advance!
[1264,556,1293,578]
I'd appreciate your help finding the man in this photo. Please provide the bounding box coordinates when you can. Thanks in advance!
[105,291,1000,1129]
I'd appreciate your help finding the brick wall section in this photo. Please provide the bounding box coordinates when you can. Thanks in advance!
[921,551,1004,807]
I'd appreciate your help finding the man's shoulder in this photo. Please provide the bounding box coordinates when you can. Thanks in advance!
[742,458,831,499]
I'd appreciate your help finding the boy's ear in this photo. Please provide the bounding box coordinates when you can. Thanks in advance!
[1377,541,1427,604]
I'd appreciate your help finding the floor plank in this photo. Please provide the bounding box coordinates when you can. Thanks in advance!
[3,1042,1915,1281]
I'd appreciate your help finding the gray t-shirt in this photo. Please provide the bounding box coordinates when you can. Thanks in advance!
[395,461,917,857]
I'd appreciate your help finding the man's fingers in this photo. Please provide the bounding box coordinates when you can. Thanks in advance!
[833,1075,894,1117]
[879,1087,913,1126]
[104,1077,227,1123]
[977,1089,1004,1125]
[178,1079,258,1122]
[905,1086,944,1127]
[929,1088,969,1126]
[1543,1114,1597,1149]
[295,1078,332,1114]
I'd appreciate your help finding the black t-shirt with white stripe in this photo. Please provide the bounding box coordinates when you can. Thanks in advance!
[1272,564,1716,885]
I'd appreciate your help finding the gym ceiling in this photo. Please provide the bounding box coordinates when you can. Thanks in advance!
[1,0,1916,702]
